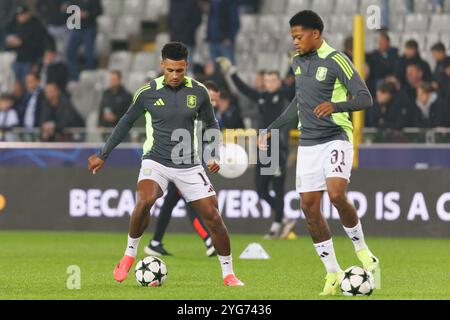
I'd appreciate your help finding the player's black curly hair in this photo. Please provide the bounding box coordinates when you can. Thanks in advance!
[162,42,188,61]
[289,10,324,34]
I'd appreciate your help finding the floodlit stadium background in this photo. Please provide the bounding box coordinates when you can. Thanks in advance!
[1,0,449,234]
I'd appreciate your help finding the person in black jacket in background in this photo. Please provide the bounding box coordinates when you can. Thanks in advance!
[66,0,102,81]
[5,5,50,84]
[98,71,132,128]
[412,82,450,128]
[37,0,71,56]
[366,31,399,96]
[168,0,202,71]
[368,81,409,129]
[39,46,69,93]
[217,56,297,240]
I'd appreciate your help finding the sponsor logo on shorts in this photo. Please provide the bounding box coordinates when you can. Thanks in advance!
[143,168,152,176]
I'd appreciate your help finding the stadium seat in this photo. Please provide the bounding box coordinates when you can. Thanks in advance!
[132,52,159,72]
[401,33,427,51]
[429,14,450,33]
[108,51,133,74]
[97,16,115,34]
[123,0,145,16]
[311,0,336,15]
[391,0,409,13]
[335,0,360,14]
[330,15,354,34]
[286,0,311,14]
[145,0,169,17]
[126,72,148,93]
[257,53,281,72]
[113,15,141,39]
[414,0,432,13]
[256,32,282,53]
[101,0,123,17]
[240,14,258,32]
[439,33,450,53]
[261,0,287,15]
[258,15,283,34]
[426,33,441,50]
[404,14,430,32]
[388,32,402,49]
[0,52,16,72]
[96,32,111,56]
[155,33,170,52]
[236,33,255,54]
[359,0,382,14]
[389,15,405,32]
[325,33,346,52]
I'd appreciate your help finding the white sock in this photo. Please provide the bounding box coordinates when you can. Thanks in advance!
[151,240,160,247]
[204,237,212,247]
[313,239,341,274]
[270,222,281,233]
[125,235,141,257]
[343,221,368,252]
[218,254,234,278]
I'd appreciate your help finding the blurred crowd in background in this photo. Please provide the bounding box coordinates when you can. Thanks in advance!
[0,0,449,142]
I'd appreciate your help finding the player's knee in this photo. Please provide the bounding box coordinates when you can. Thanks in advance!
[301,198,317,214]
[136,195,157,212]
[328,191,347,208]
[203,208,222,227]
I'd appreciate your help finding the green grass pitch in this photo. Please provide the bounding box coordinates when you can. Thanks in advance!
[0,231,449,300]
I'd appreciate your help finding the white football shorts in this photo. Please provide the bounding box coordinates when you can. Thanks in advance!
[137,159,216,203]
[296,140,354,193]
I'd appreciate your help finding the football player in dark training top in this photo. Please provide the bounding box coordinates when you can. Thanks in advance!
[88,42,243,286]
[259,11,379,295]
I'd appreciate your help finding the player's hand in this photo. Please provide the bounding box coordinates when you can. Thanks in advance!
[207,159,220,174]
[216,57,233,73]
[314,102,335,118]
[88,155,105,175]
[257,131,271,151]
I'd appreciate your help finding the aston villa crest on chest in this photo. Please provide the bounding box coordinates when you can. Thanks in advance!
[316,67,328,81]
[187,95,197,108]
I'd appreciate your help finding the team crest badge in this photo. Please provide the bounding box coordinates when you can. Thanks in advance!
[316,67,328,81]
[187,95,197,108]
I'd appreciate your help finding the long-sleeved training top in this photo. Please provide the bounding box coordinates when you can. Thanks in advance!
[99,76,220,168]
[267,40,373,146]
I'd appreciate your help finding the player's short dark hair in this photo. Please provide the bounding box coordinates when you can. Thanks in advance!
[431,42,446,53]
[377,81,396,95]
[203,80,219,92]
[289,10,324,34]
[162,42,188,61]
[405,39,419,50]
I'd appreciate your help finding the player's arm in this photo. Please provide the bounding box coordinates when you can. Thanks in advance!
[258,97,298,150]
[217,57,260,101]
[314,54,373,118]
[88,93,145,174]
[230,72,261,102]
[197,88,222,173]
